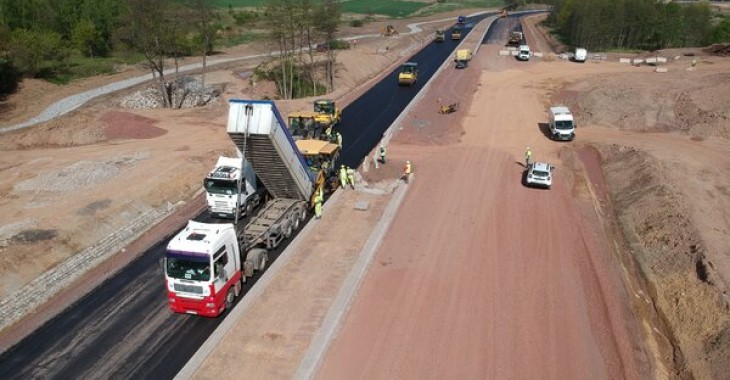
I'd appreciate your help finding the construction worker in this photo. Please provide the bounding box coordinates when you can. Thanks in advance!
[339,164,348,188]
[336,132,343,149]
[525,146,533,168]
[379,145,387,164]
[324,125,333,141]
[402,160,412,184]
[314,196,322,219]
[347,166,356,189]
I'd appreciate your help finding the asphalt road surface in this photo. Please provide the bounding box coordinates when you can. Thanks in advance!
[0,14,489,380]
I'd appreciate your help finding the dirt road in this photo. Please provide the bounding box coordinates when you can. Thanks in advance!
[316,45,653,380]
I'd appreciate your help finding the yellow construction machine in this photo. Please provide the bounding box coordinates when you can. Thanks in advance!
[439,103,459,114]
[287,111,322,140]
[451,28,462,40]
[313,99,341,128]
[295,139,341,207]
[500,9,508,18]
[398,62,418,86]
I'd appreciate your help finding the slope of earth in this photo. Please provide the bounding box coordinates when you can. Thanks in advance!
[553,61,730,379]
[0,9,474,345]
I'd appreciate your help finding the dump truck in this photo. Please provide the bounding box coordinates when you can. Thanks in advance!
[313,99,341,128]
[165,100,319,317]
[452,28,462,41]
[435,29,445,42]
[455,49,473,62]
[398,62,418,86]
[508,31,523,46]
[204,155,264,219]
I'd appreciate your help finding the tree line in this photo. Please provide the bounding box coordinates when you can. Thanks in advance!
[542,0,730,51]
[0,0,342,103]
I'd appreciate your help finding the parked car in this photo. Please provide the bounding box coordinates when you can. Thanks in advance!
[525,162,553,189]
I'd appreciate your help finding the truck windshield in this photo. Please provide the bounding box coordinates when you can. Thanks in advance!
[166,252,211,281]
[555,120,574,130]
[315,103,332,114]
[204,178,238,195]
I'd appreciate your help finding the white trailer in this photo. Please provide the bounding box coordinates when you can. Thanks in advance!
[165,100,315,317]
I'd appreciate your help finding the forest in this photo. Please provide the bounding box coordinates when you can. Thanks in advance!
[1,1,729,98]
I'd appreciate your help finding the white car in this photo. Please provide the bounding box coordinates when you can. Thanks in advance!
[525,162,553,189]
[517,45,531,61]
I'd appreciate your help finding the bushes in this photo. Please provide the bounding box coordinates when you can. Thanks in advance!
[0,60,22,97]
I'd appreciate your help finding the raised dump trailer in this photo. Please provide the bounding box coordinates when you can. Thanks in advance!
[164,99,314,317]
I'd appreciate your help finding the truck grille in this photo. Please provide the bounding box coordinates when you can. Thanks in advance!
[214,201,229,207]
[173,283,204,294]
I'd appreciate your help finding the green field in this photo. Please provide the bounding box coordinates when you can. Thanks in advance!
[203,0,505,17]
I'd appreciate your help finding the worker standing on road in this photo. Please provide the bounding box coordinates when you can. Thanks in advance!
[339,164,348,188]
[402,160,412,184]
[525,146,533,168]
[336,132,343,149]
[314,196,323,219]
[379,145,387,164]
[324,125,333,141]
[347,166,356,189]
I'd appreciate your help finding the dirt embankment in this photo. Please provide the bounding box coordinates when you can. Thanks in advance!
[552,63,730,378]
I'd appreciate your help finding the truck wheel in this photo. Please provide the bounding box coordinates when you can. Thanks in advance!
[245,201,253,216]
[234,279,242,297]
[293,213,301,230]
[259,253,268,270]
[283,223,293,239]
[225,287,235,311]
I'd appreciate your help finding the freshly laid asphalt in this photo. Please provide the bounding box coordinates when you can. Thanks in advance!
[0,14,496,380]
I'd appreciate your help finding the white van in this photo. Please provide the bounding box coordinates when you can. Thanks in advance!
[574,48,587,63]
[517,45,531,61]
[548,106,575,141]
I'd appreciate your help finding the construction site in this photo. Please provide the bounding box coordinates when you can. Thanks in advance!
[0,5,729,380]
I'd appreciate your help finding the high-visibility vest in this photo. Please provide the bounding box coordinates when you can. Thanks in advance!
[404,162,412,174]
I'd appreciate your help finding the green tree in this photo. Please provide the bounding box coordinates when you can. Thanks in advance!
[71,19,104,57]
[683,2,712,47]
[7,28,66,75]
[117,0,185,107]
[711,17,730,44]
[0,59,21,97]
[314,0,340,93]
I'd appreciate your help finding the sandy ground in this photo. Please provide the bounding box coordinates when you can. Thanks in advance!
[0,8,729,379]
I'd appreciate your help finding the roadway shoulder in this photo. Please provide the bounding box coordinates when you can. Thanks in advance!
[177,188,395,379]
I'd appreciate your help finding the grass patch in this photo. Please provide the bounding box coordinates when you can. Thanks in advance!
[41,53,145,84]
[341,0,429,18]
[218,31,269,47]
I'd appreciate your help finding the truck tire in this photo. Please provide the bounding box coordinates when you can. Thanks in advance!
[283,222,293,239]
[224,287,235,311]
[245,201,253,216]
[248,249,268,271]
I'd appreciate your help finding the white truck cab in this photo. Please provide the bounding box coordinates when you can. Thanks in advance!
[204,155,261,219]
[165,221,242,317]
[517,45,531,61]
[549,106,576,141]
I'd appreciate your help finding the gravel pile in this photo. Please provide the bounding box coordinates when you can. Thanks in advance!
[120,76,221,109]
[13,153,149,193]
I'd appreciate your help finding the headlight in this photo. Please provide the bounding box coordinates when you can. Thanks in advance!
[206,302,216,308]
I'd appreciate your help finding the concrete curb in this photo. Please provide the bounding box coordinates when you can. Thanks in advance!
[293,183,409,380]
[174,190,343,380]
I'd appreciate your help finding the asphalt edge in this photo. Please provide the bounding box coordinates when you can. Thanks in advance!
[174,189,343,380]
